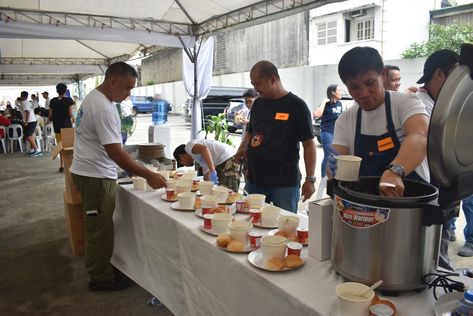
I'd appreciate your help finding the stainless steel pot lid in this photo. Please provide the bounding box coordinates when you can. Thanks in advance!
[428,64,473,188]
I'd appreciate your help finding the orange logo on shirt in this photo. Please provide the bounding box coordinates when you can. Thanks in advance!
[377,137,395,152]
[275,112,289,121]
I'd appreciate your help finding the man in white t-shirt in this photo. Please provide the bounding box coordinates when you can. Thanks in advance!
[331,46,429,197]
[70,62,167,291]
[41,91,51,110]
[19,91,41,156]
[173,139,240,192]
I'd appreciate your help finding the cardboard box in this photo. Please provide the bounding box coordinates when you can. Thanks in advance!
[308,198,334,261]
[64,191,85,256]
[53,128,82,204]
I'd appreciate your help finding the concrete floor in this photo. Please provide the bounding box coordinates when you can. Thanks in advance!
[0,114,470,315]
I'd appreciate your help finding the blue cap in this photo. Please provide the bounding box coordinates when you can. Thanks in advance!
[465,290,473,301]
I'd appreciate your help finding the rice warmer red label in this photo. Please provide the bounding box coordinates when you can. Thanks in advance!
[335,195,390,229]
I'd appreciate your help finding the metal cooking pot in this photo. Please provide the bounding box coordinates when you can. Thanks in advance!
[330,177,440,291]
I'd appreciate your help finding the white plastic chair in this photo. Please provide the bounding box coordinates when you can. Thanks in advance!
[0,126,7,154]
[34,125,43,152]
[7,124,24,153]
[43,123,56,152]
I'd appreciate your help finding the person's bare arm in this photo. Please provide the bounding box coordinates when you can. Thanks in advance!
[104,143,166,189]
[313,98,330,119]
[191,143,216,175]
[301,138,316,201]
[379,114,429,197]
[234,132,251,162]
[68,105,75,124]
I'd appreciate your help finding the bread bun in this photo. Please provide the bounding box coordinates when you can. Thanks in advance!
[286,233,298,242]
[274,230,288,238]
[194,197,201,209]
[227,240,244,252]
[227,192,241,204]
[283,254,303,268]
[216,234,232,247]
[212,206,226,214]
[265,257,284,271]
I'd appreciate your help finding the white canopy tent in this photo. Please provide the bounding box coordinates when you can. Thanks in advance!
[0,0,344,137]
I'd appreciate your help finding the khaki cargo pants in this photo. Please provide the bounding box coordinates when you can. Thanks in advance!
[72,173,117,282]
[215,158,241,192]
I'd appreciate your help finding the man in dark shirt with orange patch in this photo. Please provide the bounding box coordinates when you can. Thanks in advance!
[235,61,316,213]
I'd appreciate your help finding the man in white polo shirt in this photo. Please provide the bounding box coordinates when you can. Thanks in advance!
[70,62,167,291]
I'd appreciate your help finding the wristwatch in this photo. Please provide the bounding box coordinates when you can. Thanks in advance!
[387,164,406,178]
[305,176,316,183]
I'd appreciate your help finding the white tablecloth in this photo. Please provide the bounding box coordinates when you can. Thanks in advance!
[111,185,469,316]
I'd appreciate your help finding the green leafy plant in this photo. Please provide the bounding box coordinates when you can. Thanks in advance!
[402,24,473,58]
[203,113,233,146]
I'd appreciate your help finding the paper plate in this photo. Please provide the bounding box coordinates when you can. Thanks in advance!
[247,247,307,272]
[194,205,236,218]
[268,229,308,246]
[171,201,195,211]
[161,193,177,202]
[217,243,256,253]
[198,225,220,236]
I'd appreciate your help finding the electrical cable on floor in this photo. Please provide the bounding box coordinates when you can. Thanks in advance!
[423,271,470,300]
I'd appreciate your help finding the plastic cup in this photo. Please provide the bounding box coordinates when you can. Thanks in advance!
[249,208,262,223]
[260,205,281,227]
[249,231,263,248]
[212,186,230,203]
[260,235,288,261]
[166,188,176,200]
[235,199,247,212]
[203,214,212,230]
[248,194,265,208]
[132,177,146,190]
[211,213,233,235]
[200,195,219,209]
[184,170,197,178]
[336,282,375,316]
[177,192,196,209]
[297,228,309,244]
[335,155,362,181]
[228,221,253,245]
[199,181,214,195]
[277,215,300,235]
[287,241,303,256]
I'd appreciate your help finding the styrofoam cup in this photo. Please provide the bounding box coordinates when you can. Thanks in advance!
[199,181,214,195]
[248,194,265,208]
[261,205,280,227]
[336,282,375,316]
[277,215,300,235]
[200,194,219,209]
[260,235,287,261]
[177,192,196,209]
[211,213,233,235]
[335,155,362,181]
[212,186,230,203]
[132,177,146,190]
[176,180,192,194]
[228,221,253,245]
[166,179,177,190]
[158,170,170,180]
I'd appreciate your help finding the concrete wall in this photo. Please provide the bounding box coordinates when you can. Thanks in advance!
[140,48,182,85]
[133,57,427,115]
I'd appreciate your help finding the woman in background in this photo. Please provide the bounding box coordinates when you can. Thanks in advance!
[313,84,343,178]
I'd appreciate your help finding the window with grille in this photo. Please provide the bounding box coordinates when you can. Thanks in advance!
[317,20,337,45]
[356,20,374,41]
[215,33,227,71]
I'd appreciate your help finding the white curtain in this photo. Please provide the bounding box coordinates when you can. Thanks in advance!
[182,37,214,140]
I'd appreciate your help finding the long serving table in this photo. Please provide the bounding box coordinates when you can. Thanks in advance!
[111,184,470,316]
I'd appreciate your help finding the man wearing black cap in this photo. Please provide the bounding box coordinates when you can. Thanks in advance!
[416,49,473,262]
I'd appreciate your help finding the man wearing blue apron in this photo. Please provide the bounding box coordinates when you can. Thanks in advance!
[330,47,430,197]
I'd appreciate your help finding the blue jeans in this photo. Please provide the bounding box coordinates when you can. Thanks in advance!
[448,196,473,243]
[244,183,300,213]
[320,130,334,177]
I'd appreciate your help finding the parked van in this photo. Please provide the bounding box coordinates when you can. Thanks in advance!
[184,86,250,123]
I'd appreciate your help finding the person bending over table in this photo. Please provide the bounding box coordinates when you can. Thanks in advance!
[235,60,316,213]
[70,62,167,291]
[173,139,240,192]
[328,46,429,198]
